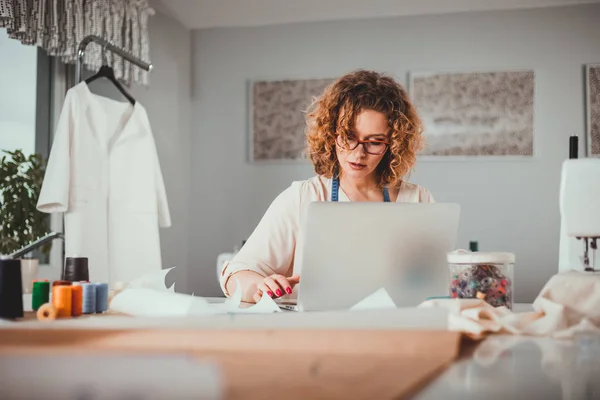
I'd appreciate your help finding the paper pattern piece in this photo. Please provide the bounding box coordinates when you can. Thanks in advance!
[224,277,244,309]
[110,289,216,317]
[418,270,600,340]
[110,277,282,317]
[350,288,397,311]
[127,267,176,292]
[224,277,282,314]
[229,291,282,314]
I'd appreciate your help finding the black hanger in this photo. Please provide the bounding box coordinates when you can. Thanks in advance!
[85,51,136,105]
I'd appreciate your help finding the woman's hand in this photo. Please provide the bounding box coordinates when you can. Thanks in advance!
[253,274,300,303]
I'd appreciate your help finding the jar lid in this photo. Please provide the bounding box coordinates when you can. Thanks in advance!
[447,250,515,264]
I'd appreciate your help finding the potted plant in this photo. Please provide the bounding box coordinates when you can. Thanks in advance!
[0,149,50,293]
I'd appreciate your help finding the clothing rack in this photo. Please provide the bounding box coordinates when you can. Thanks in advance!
[74,35,153,84]
[5,36,154,260]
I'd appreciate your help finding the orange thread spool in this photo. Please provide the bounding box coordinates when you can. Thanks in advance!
[52,285,72,318]
[71,285,83,317]
[52,280,72,287]
[36,303,57,321]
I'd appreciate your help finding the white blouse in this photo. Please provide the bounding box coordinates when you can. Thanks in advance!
[219,175,434,296]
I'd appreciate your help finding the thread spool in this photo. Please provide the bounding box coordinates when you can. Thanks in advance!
[63,257,89,282]
[0,258,24,319]
[52,280,72,287]
[81,283,97,314]
[32,281,50,311]
[569,134,579,159]
[36,303,57,321]
[71,285,83,317]
[95,283,109,313]
[52,285,72,318]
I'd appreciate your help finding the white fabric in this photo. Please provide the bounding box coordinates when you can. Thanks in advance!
[37,82,171,287]
[419,270,600,340]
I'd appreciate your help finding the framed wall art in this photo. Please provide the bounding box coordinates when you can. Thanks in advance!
[586,64,600,157]
[408,69,535,159]
[249,78,334,163]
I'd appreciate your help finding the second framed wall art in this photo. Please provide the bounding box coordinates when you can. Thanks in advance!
[409,69,535,159]
[586,64,600,157]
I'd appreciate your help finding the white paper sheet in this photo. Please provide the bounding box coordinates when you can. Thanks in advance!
[350,288,397,311]
[110,288,218,317]
[228,291,282,314]
[223,277,282,314]
[110,284,399,317]
[223,277,244,310]
[126,267,177,292]
[109,278,282,317]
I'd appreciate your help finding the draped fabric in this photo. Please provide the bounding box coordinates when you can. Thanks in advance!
[0,0,154,86]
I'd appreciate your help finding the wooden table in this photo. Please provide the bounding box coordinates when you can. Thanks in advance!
[0,307,462,400]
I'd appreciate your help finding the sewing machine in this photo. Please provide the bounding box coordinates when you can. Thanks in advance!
[559,158,600,272]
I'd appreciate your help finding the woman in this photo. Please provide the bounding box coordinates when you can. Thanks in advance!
[220,69,434,303]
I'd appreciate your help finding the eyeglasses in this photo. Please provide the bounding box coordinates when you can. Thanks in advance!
[336,134,389,155]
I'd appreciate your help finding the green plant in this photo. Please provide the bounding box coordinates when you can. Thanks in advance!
[0,149,50,256]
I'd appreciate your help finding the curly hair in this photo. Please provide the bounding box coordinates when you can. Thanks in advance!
[305,69,424,188]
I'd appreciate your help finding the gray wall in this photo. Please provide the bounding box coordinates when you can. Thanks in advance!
[189,4,600,301]
[87,11,192,291]
[135,12,192,291]
[131,12,192,291]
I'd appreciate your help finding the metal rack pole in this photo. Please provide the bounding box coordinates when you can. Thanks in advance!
[7,232,64,260]
[74,35,153,84]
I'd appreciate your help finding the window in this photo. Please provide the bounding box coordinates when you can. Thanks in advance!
[1,29,52,263]
[0,31,38,155]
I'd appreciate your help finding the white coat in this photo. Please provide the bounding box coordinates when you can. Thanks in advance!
[37,82,171,287]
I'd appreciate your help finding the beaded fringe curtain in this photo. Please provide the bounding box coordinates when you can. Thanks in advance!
[0,0,154,86]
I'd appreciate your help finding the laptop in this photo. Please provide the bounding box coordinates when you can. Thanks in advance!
[280,202,460,312]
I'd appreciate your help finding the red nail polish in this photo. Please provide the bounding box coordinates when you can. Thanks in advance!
[267,291,273,297]
[286,287,292,294]
[276,289,282,297]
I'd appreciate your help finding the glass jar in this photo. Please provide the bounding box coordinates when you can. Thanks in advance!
[447,251,515,310]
